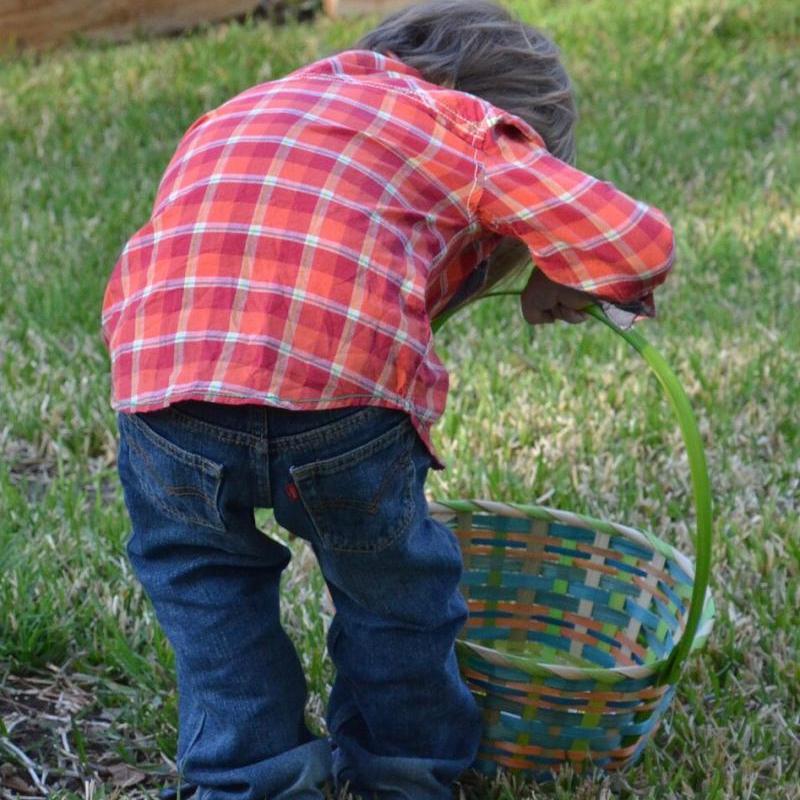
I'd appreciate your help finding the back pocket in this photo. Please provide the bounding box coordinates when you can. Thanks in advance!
[118,411,225,533]
[289,415,417,553]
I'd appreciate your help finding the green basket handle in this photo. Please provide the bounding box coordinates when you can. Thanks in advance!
[432,294,712,684]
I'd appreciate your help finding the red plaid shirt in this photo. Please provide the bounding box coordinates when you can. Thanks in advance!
[102,50,674,470]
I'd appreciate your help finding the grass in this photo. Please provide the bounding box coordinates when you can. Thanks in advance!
[1,0,798,796]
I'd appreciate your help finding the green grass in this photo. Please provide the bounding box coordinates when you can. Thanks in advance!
[1,0,798,797]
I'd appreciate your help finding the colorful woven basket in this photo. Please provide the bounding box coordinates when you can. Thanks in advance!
[430,301,715,779]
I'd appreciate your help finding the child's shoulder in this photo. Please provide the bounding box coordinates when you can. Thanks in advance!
[310,49,543,149]
[175,49,544,156]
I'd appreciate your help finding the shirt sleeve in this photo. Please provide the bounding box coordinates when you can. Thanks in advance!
[474,123,675,318]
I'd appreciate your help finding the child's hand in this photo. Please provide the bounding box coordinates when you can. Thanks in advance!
[520,268,594,325]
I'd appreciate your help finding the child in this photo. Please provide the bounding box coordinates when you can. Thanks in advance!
[101,1,674,798]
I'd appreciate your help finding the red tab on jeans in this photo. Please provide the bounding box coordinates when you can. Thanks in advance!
[285,482,299,501]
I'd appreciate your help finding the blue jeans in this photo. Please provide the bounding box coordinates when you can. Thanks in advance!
[116,401,482,800]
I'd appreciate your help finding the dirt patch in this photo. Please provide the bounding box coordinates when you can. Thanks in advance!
[0,665,174,798]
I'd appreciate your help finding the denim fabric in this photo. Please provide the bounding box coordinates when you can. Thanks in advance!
[116,402,482,800]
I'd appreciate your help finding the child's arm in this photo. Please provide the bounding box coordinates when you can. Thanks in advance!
[475,125,675,323]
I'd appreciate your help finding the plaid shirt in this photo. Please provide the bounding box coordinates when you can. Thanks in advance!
[102,50,674,470]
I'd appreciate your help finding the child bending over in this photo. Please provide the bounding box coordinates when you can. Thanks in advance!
[102,1,674,798]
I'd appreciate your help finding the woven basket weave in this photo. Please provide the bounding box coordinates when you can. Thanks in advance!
[430,301,715,779]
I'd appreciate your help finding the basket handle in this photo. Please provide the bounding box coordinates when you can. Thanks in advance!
[432,294,712,684]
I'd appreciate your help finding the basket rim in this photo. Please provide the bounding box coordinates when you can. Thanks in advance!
[432,498,716,684]
[430,498,689,569]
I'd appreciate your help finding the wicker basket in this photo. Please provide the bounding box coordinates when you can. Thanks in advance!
[430,302,715,779]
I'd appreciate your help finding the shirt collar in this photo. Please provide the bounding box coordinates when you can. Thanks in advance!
[297,49,425,82]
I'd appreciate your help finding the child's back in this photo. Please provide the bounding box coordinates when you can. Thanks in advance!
[103,42,672,474]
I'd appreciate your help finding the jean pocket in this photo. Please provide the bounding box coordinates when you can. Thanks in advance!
[118,411,225,533]
[289,414,417,553]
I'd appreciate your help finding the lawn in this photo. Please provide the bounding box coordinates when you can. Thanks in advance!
[0,0,798,797]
